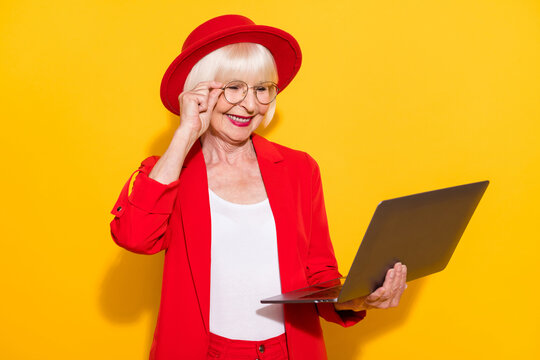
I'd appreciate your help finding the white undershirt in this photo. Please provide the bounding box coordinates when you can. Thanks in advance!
[208,188,285,340]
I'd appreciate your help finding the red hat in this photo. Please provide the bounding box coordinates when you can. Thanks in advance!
[160,14,302,115]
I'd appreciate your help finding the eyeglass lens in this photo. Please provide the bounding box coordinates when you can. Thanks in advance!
[223,81,278,105]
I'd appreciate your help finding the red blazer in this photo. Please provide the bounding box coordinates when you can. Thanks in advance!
[110,134,365,360]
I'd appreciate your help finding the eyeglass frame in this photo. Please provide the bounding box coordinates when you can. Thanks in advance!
[220,80,279,105]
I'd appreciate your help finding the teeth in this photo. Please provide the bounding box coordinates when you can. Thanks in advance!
[228,114,251,123]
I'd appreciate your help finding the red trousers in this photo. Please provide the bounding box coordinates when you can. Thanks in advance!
[207,332,289,360]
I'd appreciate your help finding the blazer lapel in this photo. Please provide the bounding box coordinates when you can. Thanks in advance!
[178,140,212,333]
[253,135,316,360]
[252,134,304,292]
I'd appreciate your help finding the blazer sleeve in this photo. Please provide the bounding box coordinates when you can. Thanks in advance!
[110,156,180,254]
[304,153,366,326]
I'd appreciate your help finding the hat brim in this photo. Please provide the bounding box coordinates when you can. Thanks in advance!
[160,25,302,115]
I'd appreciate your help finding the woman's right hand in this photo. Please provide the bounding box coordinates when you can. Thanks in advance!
[147,81,223,185]
[177,81,223,139]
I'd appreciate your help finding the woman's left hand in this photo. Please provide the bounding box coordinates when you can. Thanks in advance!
[334,262,407,312]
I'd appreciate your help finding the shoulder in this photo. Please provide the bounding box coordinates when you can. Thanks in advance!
[253,134,320,174]
[277,142,320,172]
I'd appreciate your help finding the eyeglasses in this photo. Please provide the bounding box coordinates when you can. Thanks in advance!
[221,80,279,105]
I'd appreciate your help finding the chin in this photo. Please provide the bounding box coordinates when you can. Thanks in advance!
[227,129,255,144]
[226,121,261,139]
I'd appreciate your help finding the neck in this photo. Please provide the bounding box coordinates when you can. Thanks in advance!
[201,132,257,166]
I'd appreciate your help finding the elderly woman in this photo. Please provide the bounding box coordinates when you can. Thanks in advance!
[110,15,407,360]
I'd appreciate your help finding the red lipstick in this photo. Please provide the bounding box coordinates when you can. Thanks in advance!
[226,114,253,127]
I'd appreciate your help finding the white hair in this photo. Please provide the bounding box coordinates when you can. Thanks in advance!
[184,43,278,127]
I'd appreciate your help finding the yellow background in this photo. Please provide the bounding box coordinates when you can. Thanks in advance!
[1,0,539,359]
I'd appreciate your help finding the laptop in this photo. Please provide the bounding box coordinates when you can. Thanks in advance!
[261,180,489,304]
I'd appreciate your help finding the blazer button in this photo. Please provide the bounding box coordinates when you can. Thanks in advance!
[116,206,122,212]
[258,344,265,353]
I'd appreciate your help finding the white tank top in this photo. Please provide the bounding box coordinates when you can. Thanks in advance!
[208,188,285,340]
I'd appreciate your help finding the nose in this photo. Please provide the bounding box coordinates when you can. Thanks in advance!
[238,89,257,113]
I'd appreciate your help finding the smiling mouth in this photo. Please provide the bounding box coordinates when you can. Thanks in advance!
[227,114,254,127]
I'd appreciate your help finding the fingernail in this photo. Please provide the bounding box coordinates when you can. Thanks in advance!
[390,270,395,278]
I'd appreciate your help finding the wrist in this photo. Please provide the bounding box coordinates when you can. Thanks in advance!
[172,126,199,151]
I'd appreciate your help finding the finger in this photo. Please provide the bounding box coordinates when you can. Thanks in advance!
[381,267,394,289]
[375,269,396,307]
[366,286,390,307]
[390,283,406,307]
[390,294,401,308]
[178,95,209,125]
[387,263,403,305]
[198,88,223,120]
[391,283,406,307]
[192,80,224,92]
[198,100,209,112]
[402,264,407,290]
[390,263,403,294]
[208,80,224,89]
[180,91,207,106]
[182,80,223,101]
[382,268,395,299]
[365,289,382,304]
[181,95,203,115]
[395,265,407,293]
[184,93,208,112]
[368,290,395,309]
[179,86,209,105]
[206,88,223,112]
[389,264,407,307]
